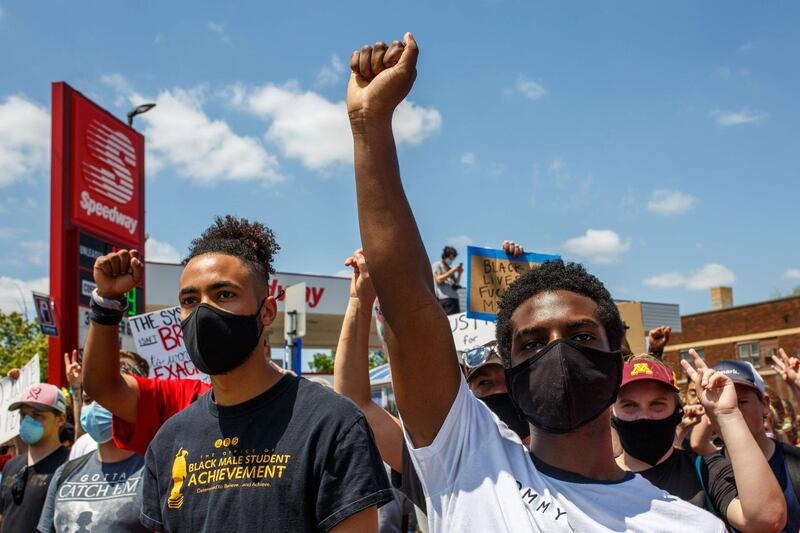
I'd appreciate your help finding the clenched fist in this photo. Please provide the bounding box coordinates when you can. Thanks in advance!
[347,33,419,119]
[93,249,144,299]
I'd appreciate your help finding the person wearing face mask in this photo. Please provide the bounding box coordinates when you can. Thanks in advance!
[333,247,531,532]
[432,246,462,315]
[612,354,786,531]
[83,216,392,533]
[0,384,69,533]
[36,357,151,533]
[347,32,726,532]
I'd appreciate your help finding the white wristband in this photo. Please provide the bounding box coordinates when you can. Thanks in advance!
[91,288,129,312]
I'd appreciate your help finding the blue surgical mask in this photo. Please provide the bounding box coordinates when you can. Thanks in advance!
[19,416,44,445]
[444,257,453,267]
[80,403,113,444]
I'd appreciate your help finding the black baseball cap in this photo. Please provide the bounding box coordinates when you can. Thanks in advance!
[712,360,765,396]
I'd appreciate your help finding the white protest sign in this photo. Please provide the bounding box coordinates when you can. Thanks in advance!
[0,355,41,443]
[129,307,209,383]
[448,312,496,352]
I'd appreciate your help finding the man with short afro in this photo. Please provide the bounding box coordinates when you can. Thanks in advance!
[84,215,393,532]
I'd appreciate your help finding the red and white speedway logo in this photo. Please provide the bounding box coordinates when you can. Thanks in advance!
[82,120,136,204]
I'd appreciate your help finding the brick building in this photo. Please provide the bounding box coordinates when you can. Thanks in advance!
[663,292,800,395]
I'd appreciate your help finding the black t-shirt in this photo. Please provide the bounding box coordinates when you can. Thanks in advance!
[141,375,393,532]
[0,446,69,533]
[639,448,737,519]
[767,442,800,533]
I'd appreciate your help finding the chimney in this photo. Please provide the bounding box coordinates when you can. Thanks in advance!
[710,287,733,310]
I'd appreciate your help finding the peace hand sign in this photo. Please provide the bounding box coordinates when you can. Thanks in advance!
[680,349,738,419]
[64,349,81,389]
[770,348,800,389]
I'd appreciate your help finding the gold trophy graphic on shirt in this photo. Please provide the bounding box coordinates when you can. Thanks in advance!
[168,448,189,509]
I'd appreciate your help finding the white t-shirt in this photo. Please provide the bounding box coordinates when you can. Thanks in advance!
[404,377,726,532]
[68,432,97,460]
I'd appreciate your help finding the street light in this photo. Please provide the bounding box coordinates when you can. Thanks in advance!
[127,103,156,127]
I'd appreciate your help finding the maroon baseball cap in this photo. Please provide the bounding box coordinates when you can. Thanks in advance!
[8,383,67,413]
[621,359,679,392]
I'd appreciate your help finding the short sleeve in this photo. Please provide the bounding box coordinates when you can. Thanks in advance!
[398,441,427,511]
[704,453,739,519]
[36,463,63,533]
[403,376,487,496]
[113,376,210,455]
[316,416,394,531]
[139,445,164,532]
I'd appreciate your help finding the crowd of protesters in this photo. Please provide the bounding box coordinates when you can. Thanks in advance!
[1,32,800,532]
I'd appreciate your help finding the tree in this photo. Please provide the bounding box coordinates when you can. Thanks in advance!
[308,350,335,373]
[0,311,49,382]
[368,350,387,369]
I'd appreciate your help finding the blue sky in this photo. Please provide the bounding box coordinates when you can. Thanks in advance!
[1,0,799,317]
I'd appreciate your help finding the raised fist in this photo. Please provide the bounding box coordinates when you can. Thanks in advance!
[347,33,419,118]
[344,248,376,305]
[648,326,671,354]
[93,249,144,299]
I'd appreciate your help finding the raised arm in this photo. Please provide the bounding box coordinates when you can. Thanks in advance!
[333,249,403,471]
[771,349,800,404]
[347,34,460,447]
[64,350,84,438]
[82,249,142,424]
[682,350,786,532]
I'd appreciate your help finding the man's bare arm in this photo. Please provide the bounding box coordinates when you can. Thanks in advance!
[333,250,403,471]
[348,34,460,447]
[82,250,143,424]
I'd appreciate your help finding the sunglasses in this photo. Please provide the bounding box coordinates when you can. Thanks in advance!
[460,343,499,369]
[11,466,29,505]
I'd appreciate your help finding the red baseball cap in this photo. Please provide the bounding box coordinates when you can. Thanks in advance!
[621,359,679,392]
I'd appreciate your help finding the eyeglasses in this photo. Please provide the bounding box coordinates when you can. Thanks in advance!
[11,466,29,505]
[460,343,499,369]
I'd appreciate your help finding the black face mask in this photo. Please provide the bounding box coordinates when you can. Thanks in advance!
[480,393,530,442]
[611,408,683,466]
[505,339,622,434]
[181,300,265,375]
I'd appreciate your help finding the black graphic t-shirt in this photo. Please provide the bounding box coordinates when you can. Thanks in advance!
[0,446,69,533]
[639,448,738,518]
[141,375,393,532]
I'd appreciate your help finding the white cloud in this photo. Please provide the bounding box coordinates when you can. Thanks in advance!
[233,81,441,171]
[0,276,49,315]
[447,235,473,248]
[460,151,476,168]
[0,95,50,187]
[644,263,736,290]
[784,269,800,280]
[146,237,182,263]
[100,74,134,107]
[508,76,547,100]
[207,22,232,45]
[711,107,767,126]
[333,269,352,278]
[316,54,345,87]
[647,189,697,215]
[562,229,630,264]
[20,240,47,266]
[135,87,282,185]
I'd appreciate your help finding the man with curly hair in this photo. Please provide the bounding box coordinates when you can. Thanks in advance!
[82,216,392,532]
[346,33,726,532]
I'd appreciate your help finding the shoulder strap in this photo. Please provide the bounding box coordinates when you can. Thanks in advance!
[56,451,94,490]
[693,454,716,514]
[780,443,800,506]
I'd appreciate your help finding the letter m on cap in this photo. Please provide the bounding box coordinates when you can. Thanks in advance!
[630,363,653,376]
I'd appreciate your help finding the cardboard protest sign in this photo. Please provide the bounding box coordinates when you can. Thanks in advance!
[0,356,40,443]
[448,312,496,352]
[466,246,560,321]
[129,307,209,383]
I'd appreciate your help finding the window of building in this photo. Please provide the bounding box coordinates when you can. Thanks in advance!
[737,341,760,368]
[759,338,778,366]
